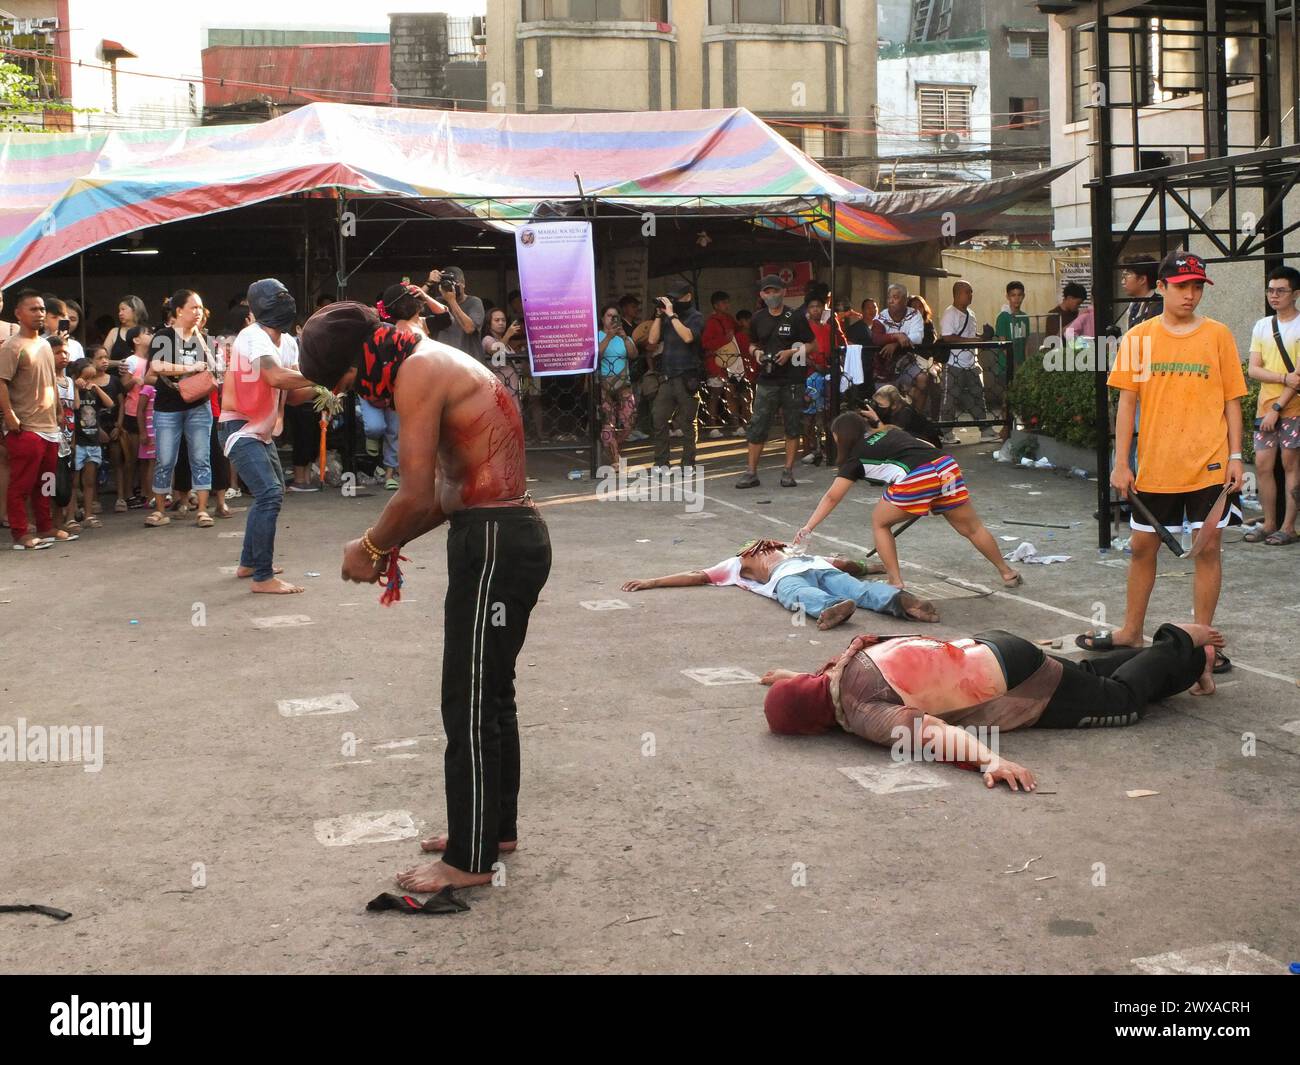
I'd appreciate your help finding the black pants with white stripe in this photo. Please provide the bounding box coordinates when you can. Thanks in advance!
[1037,623,1205,728]
[441,504,551,874]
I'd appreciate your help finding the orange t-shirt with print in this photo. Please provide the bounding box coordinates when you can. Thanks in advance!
[1107,315,1247,494]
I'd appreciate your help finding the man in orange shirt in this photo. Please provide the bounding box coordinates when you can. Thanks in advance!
[1078,252,1246,674]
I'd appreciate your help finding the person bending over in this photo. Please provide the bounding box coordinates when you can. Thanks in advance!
[759,622,1223,791]
[623,537,939,630]
[795,409,1019,591]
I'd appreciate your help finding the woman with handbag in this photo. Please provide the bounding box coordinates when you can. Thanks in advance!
[144,289,217,528]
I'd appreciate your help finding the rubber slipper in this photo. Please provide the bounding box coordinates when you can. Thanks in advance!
[12,540,51,551]
[144,512,170,527]
[1075,631,1116,651]
[1212,651,1232,675]
[41,533,78,543]
[1263,531,1298,546]
[1242,527,1270,543]
[1002,573,1024,588]
[195,511,215,528]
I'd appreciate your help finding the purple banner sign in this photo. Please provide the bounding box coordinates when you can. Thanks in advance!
[515,221,598,376]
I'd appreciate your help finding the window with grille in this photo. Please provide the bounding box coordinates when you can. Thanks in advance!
[918,86,971,135]
[522,0,668,20]
[1069,26,1094,122]
[1008,32,1048,59]
[708,0,841,23]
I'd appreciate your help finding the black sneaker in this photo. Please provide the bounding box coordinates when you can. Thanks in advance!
[780,469,797,488]
[735,472,760,489]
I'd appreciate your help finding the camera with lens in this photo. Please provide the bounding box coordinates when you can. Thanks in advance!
[439,270,459,294]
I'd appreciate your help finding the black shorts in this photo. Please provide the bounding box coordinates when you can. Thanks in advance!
[1130,484,1241,534]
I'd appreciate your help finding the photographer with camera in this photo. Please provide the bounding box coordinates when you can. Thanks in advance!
[648,283,705,472]
[425,267,484,358]
[735,275,817,489]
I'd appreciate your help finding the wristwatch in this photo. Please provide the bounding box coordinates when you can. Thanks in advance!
[1228,452,1243,461]
[1273,402,1284,413]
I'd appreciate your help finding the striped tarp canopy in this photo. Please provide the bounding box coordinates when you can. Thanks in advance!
[0,102,1062,287]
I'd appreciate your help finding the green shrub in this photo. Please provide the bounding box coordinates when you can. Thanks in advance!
[1242,377,1261,465]
[1007,343,1114,450]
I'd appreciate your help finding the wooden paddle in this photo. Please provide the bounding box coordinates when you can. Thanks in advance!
[1187,485,1232,558]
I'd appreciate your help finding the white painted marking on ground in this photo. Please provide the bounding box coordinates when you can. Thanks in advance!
[1096,558,1130,569]
[838,764,951,795]
[682,666,761,686]
[218,532,242,539]
[678,511,716,519]
[324,759,374,767]
[1131,942,1288,975]
[219,565,240,575]
[372,738,418,750]
[313,810,418,847]
[1280,720,1300,737]
[277,693,358,718]
[580,599,630,611]
[385,753,421,761]
[701,488,1300,687]
[251,615,314,629]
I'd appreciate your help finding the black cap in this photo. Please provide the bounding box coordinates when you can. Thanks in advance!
[758,274,785,291]
[666,281,692,299]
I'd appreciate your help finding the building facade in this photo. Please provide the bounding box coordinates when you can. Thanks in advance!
[484,0,877,179]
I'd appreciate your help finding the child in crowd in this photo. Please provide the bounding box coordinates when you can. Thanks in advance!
[137,382,158,500]
[51,337,79,536]
[70,357,114,529]
[800,369,829,466]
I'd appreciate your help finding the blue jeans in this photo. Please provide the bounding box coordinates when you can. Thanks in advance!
[773,567,902,619]
[153,405,213,493]
[358,396,400,471]
[218,421,284,582]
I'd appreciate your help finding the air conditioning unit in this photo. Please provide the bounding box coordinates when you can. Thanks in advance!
[938,131,964,152]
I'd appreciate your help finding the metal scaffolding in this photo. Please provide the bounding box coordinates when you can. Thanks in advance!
[1075,0,1300,546]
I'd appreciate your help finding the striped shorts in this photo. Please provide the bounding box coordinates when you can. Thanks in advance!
[883,455,970,515]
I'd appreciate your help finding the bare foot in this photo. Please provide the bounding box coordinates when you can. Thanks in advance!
[237,565,284,578]
[395,859,493,893]
[420,833,517,855]
[896,591,940,623]
[1173,623,1225,649]
[251,577,304,594]
[1190,645,1216,696]
[817,599,857,630]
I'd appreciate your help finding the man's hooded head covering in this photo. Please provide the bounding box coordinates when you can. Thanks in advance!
[246,278,298,332]
[763,672,837,735]
[299,301,420,406]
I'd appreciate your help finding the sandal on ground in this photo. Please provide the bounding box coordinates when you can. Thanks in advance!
[144,511,171,527]
[1242,527,1271,543]
[42,530,78,543]
[63,520,81,533]
[1075,630,1117,651]
[195,511,214,528]
[114,498,128,513]
[780,469,797,488]
[1213,650,1232,675]
[83,515,102,529]
[12,537,50,551]
[1263,530,1298,546]
[1002,572,1024,588]
[735,472,761,489]
[215,504,232,519]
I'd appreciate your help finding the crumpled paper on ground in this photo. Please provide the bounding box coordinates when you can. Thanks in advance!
[1004,541,1071,564]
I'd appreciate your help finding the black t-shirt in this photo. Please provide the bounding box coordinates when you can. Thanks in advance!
[844,319,873,347]
[750,307,815,385]
[97,374,122,433]
[836,427,941,484]
[884,403,940,447]
[149,328,210,413]
[75,386,106,447]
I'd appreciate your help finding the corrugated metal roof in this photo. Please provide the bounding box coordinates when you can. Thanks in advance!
[200,44,392,108]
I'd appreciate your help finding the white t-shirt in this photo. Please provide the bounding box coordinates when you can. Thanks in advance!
[703,554,837,600]
[64,337,85,363]
[220,324,292,454]
[939,305,978,368]
[873,307,924,346]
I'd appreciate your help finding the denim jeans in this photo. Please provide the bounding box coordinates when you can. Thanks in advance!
[153,404,213,493]
[358,396,400,471]
[773,566,901,619]
[218,421,284,582]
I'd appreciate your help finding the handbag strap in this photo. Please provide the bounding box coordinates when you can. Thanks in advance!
[1271,316,1296,375]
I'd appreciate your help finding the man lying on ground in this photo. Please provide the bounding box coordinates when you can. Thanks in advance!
[758,621,1222,790]
[622,537,939,630]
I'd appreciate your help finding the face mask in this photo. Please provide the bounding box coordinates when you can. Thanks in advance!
[762,293,784,310]
[869,401,890,422]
